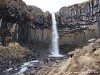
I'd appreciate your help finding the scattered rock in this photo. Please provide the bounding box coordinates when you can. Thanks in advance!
[88,38,96,43]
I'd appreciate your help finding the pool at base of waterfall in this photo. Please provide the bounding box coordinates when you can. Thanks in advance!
[49,54,64,58]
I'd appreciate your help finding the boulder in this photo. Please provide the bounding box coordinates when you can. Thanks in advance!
[83,43,96,52]
[68,49,80,57]
[94,39,100,48]
[88,38,96,43]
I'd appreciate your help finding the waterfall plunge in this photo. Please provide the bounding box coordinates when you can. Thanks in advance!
[50,13,64,57]
[0,19,2,28]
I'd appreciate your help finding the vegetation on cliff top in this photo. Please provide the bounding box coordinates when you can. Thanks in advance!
[0,0,44,21]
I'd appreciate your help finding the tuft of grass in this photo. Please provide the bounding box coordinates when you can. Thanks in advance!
[0,43,33,59]
[8,42,19,47]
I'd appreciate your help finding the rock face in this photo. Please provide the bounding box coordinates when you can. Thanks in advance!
[55,0,100,45]
[0,0,52,46]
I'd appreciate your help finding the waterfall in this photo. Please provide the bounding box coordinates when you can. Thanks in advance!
[50,13,64,57]
[0,19,2,28]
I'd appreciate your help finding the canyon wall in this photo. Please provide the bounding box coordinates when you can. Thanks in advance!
[0,0,52,45]
[1,0,100,46]
[56,0,100,45]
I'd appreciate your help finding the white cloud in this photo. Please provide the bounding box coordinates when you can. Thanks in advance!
[22,0,88,13]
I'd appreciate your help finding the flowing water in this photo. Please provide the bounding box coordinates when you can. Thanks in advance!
[50,13,64,57]
[4,60,39,75]
[17,60,39,74]
[0,19,2,28]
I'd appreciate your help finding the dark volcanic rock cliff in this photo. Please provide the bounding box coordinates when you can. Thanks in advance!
[0,0,52,46]
[55,0,100,45]
[56,0,100,29]
[0,0,52,74]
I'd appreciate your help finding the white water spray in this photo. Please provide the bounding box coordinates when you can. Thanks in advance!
[50,13,63,57]
[0,19,2,28]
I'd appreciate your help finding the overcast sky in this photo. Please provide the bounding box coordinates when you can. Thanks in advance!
[22,0,88,13]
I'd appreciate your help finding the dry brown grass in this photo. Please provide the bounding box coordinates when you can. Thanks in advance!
[0,43,31,59]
